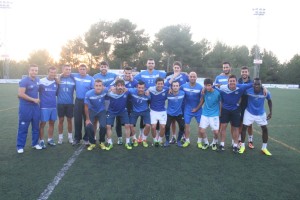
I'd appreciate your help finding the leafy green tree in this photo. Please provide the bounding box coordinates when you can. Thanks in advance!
[282,54,300,84]
[259,50,281,83]
[28,49,54,75]
[60,37,87,67]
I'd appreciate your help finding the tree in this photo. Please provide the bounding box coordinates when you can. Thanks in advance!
[282,54,300,84]
[28,49,54,75]
[259,50,281,83]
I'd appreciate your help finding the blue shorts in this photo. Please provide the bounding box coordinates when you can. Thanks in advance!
[106,111,129,126]
[40,108,57,122]
[130,110,151,125]
[184,111,201,124]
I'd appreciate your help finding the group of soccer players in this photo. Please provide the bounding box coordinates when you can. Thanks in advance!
[16,59,273,156]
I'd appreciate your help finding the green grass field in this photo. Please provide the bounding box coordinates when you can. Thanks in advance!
[0,84,299,200]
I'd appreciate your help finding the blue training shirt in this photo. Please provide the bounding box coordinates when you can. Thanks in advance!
[93,72,117,87]
[148,86,168,111]
[167,90,185,116]
[72,73,94,99]
[57,76,75,104]
[164,73,189,87]
[134,70,166,89]
[214,75,229,85]
[84,88,108,113]
[202,89,221,117]
[128,88,151,112]
[18,77,40,105]
[107,91,129,114]
[181,82,203,115]
[245,88,271,116]
[39,77,58,109]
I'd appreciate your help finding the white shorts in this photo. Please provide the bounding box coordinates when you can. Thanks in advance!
[150,110,167,125]
[243,109,268,126]
[199,115,219,131]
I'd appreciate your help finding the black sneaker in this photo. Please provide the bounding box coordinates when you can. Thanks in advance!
[233,146,238,153]
[72,140,80,146]
[219,145,225,151]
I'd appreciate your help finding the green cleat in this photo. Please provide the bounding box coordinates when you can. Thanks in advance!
[142,140,148,148]
[262,148,272,156]
[87,144,96,151]
[197,142,203,149]
[133,139,138,147]
[182,141,190,148]
[125,143,132,150]
[99,143,106,150]
[211,144,217,151]
[202,143,209,150]
[239,146,245,154]
[105,143,113,151]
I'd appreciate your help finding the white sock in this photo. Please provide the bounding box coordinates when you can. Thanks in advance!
[107,138,112,144]
[262,143,267,149]
[40,139,44,143]
[132,135,137,140]
[197,138,202,143]
[59,134,63,139]
[185,138,190,143]
[212,138,217,144]
[220,142,225,146]
[68,133,73,138]
[203,137,209,144]
[238,135,241,141]
[47,138,53,142]
[139,129,144,137]
[142,134,147,141]
[248,135,253,142]
[158,136,163,142]
[241,143,245,147]
[126,138,130,144]
[231,139,234,145]
[233,143,238,147]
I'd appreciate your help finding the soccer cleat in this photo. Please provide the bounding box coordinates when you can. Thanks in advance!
[261,148,272,156]
[154,141,160,147]
[142,140,148,148]
[58,138,63,144]
[32,144,42,150]
[182,141,190,148]
[39,141,47,149]
[48,139,56,146]
[117,137,123,145]
[177,141,183,147]
[219,145,225,151]
[202,143,209,150]
[125,143,132,150]
[72,140,80,146]
[211,144,217,151]
[87,144,96,151]
[164,140,170,147]
[105,143,113,151]
[248,142,255,149]
[68,137,74,144]
[233,146,238,153]
[83,140,90,146]
[17,149,24,154]
[239,146,246,154]
[197,142,203,149]
[133,139,138,147]
[99,143,106,150]
[169,137,176,144]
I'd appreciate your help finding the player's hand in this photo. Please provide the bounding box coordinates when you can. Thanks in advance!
[145,90,150,96]
[33,98,40,104]
[191,108,197,113]
[267,113,272,120]
[85,120,92,126]
[263,87,268,96]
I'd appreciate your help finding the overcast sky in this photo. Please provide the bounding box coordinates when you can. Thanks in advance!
[0,0,299,63]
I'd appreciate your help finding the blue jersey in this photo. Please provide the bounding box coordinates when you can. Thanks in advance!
[110,75,138,88]
[84,88,108,113]
[167,90,185,116]
[181,83,203,115]
[72,73,94,99]
[214,75,229,85]
[245,88,271,115]
[93,72,117,87]
[134,70,166,89]
[39,78,58,109]
[128,88,151,112]
[148,86,168,111]
[216,83,252,111]
[107,91,129,114]
[165,73,189,87]
[18,77,40,105]
[202,89,221,117]
[57,76,75,104]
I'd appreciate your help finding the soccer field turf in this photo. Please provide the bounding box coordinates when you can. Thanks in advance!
[0,84,299,200]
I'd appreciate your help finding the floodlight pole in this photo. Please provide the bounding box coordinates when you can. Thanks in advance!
[0,1,12,79]
[253,8,265,78]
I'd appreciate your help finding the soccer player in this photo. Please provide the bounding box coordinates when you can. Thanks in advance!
[84,79,108,151]
[38,66,58,148]
[238,66,254,149]
[147,77,169,146]
[72,64,94,145]
[181,72,203,147]
[128,81,151,147]
[239,78,273,155]
[214,61,231,86]
[57,64,75,144]
[164,81,185,147]
[106,79,132,150]
[192,78,221,151]
[216,75,252,153]
[16,64,42,153]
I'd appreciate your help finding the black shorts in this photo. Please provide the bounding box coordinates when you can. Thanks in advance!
[57,104,74,118]
[220,107,241,127]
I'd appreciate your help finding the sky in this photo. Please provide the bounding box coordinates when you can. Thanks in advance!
[0,0,299,64]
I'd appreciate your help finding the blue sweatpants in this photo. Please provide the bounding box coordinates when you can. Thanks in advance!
[16,104,40,150]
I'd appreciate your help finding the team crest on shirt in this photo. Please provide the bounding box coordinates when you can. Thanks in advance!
[180,78,183,81]
[128,84,131,87]
[235,91,239,94]
[162,93,165,96]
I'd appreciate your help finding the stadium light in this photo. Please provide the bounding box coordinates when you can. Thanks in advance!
[252,8,265,78]
[0,1,12,79]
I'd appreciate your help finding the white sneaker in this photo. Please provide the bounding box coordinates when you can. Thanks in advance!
[32,144,42,150]
[17,149,24,154]
[58,138,63,144]
[68,137,74,144]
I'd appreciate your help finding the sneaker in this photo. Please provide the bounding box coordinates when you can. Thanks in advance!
[182,141,190,148]
[142,140,148,148]
[125,143,132,150]
[202,143,209,150]
[211,144,217,151]
[117,137,123,145]
[83,140,90,146]
[39,141,47,149]
[99,143,106,150]
[169,137,176,144]
[248,142,255,149]
[48,139,56,146]
[197,142,203,149]
[239,146,246,154]
[105,143,113,151]
[154,141,159,147]
[219,145,225,151]
[72,139,80,146]
[233,146,238,153]
[261,148,272,156]
[87,144,96,151]
[177,141,183,147]
[32,144,42,150]
[133,139,138,147]
[68,137,74,144]
[164,140,170,147]
[17,148,24,153]
[58,138,63,144]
